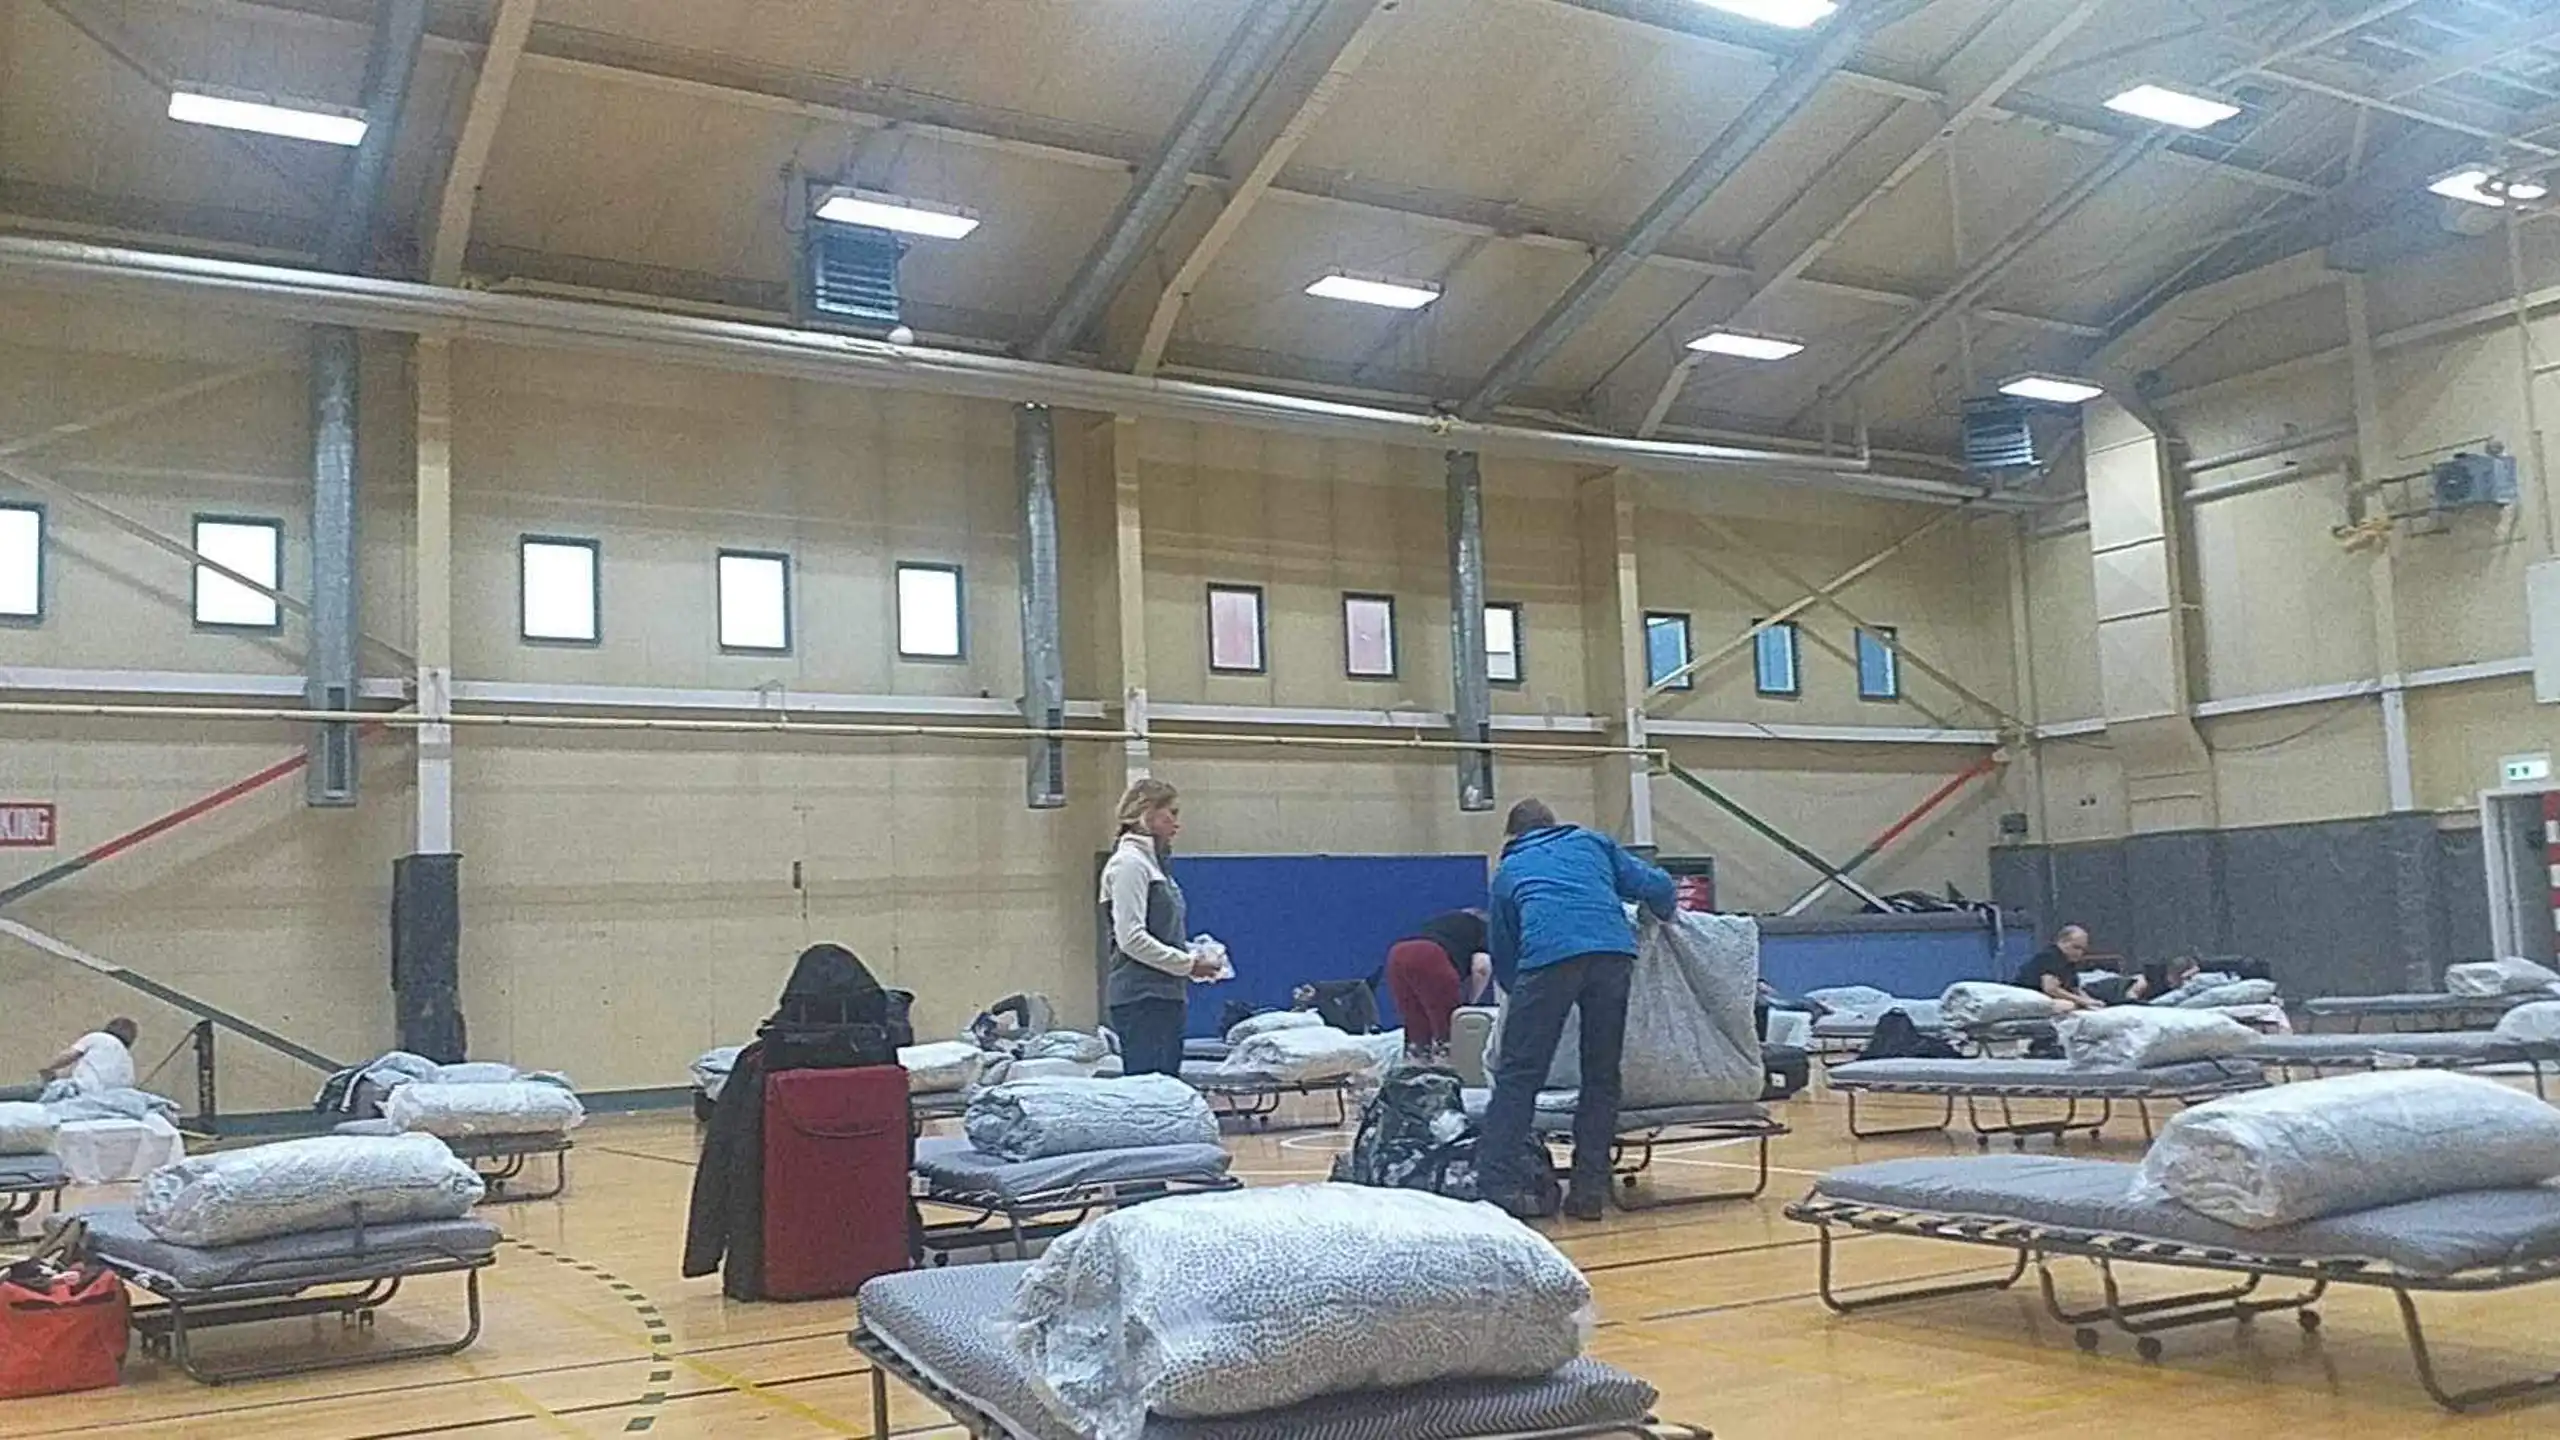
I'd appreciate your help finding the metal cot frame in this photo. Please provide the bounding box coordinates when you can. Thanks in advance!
[1190,1072,1358,1130]
[1832,1069,2266,1147]
[2245,1039,2557,1098]
[916,1171,1242,1263]
[109,1245,492,1385]
[2300,994,2536,1034]
[445,1132,572,1204]
[1786,1194,2560,1413]
[849,1325,1711,1440]
[1556,1112,1791,1210]
[0,1173,64,1238]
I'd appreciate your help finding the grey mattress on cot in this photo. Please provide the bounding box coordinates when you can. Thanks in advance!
[911,1135,1231,1200]
[1179,1060,1350,1091]
[1811,1154,2560,1280]
[331,1119,570,1153]
[1182,1038,1231,1061]
[855,1260,1659,1440]
[2303,993,2536,1016]
[1,1154,66,1188]
[1826,1057,2263,1093]
[2241,1032,2536,1064]
[1458,1088,1769,1133]
[79,1206,502,1292]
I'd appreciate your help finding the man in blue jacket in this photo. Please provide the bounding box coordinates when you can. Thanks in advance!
[1480,798,1677,1221]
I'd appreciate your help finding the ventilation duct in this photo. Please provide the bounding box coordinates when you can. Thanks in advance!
[805,223,905,329]
[1962,396,2038,477]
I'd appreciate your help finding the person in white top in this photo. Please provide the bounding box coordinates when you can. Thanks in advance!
[40,1017,138,1095]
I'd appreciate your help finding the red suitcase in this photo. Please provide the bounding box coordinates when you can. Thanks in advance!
[761,1066,912,1301]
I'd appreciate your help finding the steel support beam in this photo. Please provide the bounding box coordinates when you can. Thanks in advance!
[1447,450,1495,812]
[2344,278,2413,814]
[427,0,541,287]
[1661,761,1889,910]
[1018,404,1068,809]
[1781,753,1999,914]
[307,325,362,806]
[415,338,456,852]
[1027,0,1316,361]
[1463,0,1916,419]
[1107,417,1153,785]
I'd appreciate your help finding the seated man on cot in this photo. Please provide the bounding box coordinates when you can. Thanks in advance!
[39,1017,138,1097]
[2011,924,2106,1011]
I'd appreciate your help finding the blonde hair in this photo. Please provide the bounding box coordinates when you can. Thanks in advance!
[1115,778,1179,836]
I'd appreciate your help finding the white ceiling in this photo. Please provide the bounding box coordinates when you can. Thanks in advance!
[3,0,2553,453]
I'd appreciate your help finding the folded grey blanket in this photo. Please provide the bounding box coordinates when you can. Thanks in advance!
[965,1075,1218,1161]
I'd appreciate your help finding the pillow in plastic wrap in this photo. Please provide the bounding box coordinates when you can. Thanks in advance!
[691,1045,743,1101]
[1940,981,2063,1027]
[2133,1070,2560,1229]
[965,1075,1216,1161]
[431,1061,522,1085]
[1216,1026,1389,1084]
[1225,1010,1324,1045]
[1486,911,1763,1109]
[2059,1007,2254,1070]
[137,1133,485,1246]
[898,1040,986,1095]
[1022,1029,1118,1063]
[983,1054,1125,1085]
[2172,978,2279,1010]
[384,1081,586,1138]
[2445,957,2560,996]
[2495,1000,2560,1045]
[1803,985,1896,1017]
[1011,1184,1591,1440]
[0,1102,58,1156]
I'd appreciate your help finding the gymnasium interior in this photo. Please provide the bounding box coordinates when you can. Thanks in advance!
[11,0,2560,1435]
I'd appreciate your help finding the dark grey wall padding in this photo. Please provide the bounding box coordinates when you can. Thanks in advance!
[1991,816,2491,997]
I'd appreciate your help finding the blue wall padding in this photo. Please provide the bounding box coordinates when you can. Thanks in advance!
[1758,923,2029,1000]
[1170,853,1489,1036]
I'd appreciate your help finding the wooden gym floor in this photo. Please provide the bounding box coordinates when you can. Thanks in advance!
[6,1085,2556,1439]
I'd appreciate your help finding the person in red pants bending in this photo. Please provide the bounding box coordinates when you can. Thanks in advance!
[1384,909,1493,1062]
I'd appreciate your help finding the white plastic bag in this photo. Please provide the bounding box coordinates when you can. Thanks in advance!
[1939,981,2063,1027]
[431,1062,522,1085]
[966,1075,1217,1161]
[137,1134,484,1246]
[384,1081,586,1138]
[897,1041,986,1095]
[1011,1184,1592,1440]
[2059,1007,2254,1070]
[691,1045,743,1101]
[0,1102,58,1156]
[2445,957,2560,996]
[2494,1000,2560,1045]
[2134,1071,2560,1229]
[1189,934,1234,984]
[1225,1010,1324,1045]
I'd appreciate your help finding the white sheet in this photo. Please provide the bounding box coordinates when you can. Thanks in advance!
[54,1115,186,1186]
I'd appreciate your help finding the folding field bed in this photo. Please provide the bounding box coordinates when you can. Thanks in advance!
[1179,1059,1358,1130]
[0,1153,66,1238]
[1786,1154,2560,1412]
[911,1135,1239,1264]
[2299,992,2543,1033]
[850,1261,1711,1440]
[1825,1057,2266,1146]
[1462,1090,1789,1208]
[2239,1032,2559,1096]
[1810,1010,2058,1065]
[80,1205,499,1384]
[334,1119,573,1204]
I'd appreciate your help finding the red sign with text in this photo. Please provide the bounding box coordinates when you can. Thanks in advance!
[0,804,56,849]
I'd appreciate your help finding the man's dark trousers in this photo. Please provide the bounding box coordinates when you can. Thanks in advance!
[1477,951,1634,1203]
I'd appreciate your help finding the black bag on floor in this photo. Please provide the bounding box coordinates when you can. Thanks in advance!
[1761,1043,1810,1100]
[1330,1067,1557,1215]
[1861,1008,1959,1061]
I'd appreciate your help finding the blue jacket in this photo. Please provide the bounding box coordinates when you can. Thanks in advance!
[1488,826,1677,989]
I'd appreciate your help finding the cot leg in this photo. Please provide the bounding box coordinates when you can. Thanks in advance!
[871,1361,891,1439]
[1845,1091,1956,1139]
[1007,1209,1031,1262]
[2393,1286,2560,1412]
[1812,1222,2027,1314]
[2040,1258,2323,1360]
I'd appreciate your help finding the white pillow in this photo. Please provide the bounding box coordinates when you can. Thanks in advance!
[898,1040,987,1095]
[0,1102,59,1157]
[2494,1000,2560,1046]
[2445,958,2560,997]
[2134,1071,2560,1229]
[1225,1010,1325,1045]
[384,1081,585,1139]
[1803,986,1895,1016]
[2059,1008,2254,1070]
[2174,979,2279,1010]
[1939,981,2063,1027]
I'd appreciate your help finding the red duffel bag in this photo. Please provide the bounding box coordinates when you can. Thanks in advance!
[0,1254,129,1398]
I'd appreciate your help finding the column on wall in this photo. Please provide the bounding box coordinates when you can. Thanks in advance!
[399,335,464,1062]
[1102,414,1151,791]
[2344,278,2416,812]
[2086,399,2218,833]
[1577,468,1654,848]
[1446,450,1495,813]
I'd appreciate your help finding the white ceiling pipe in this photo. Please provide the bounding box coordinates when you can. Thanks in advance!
[0,238,2010,507]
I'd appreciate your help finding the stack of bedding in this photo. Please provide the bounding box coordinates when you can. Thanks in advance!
[45,1087,187,1185]
[2444,957,2560,1000]
[1208,1024,1397,1085]
[916,1077,1233,1232]
[1002,1184,1614,1440]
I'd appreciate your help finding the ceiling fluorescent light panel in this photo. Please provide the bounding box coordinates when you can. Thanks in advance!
[167,90,366,146]
[2104,83,2241,130]
[1687,330,1805,361]
[1999,375,2105,405]
[1305,274,1440,309]
[813,190,981,239]
[1694,0,1839,28]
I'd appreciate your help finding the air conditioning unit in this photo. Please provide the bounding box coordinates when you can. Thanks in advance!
[803,222,906,329]
[2432,448,2519,510]
[1962,395,2038,478]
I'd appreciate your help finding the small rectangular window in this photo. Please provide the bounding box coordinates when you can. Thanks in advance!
[1343,593,1397,679]
[718,550,791,653]
[193,516,283,630]
[1754,620,1800,697]
[0,503,40,621]
[1857,625,1901,700]
[1644,611,1692,691]
[1486,602,1523,685]
[520,536,600,644]
[896,562,964,660]
[1208,583,1266,674]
